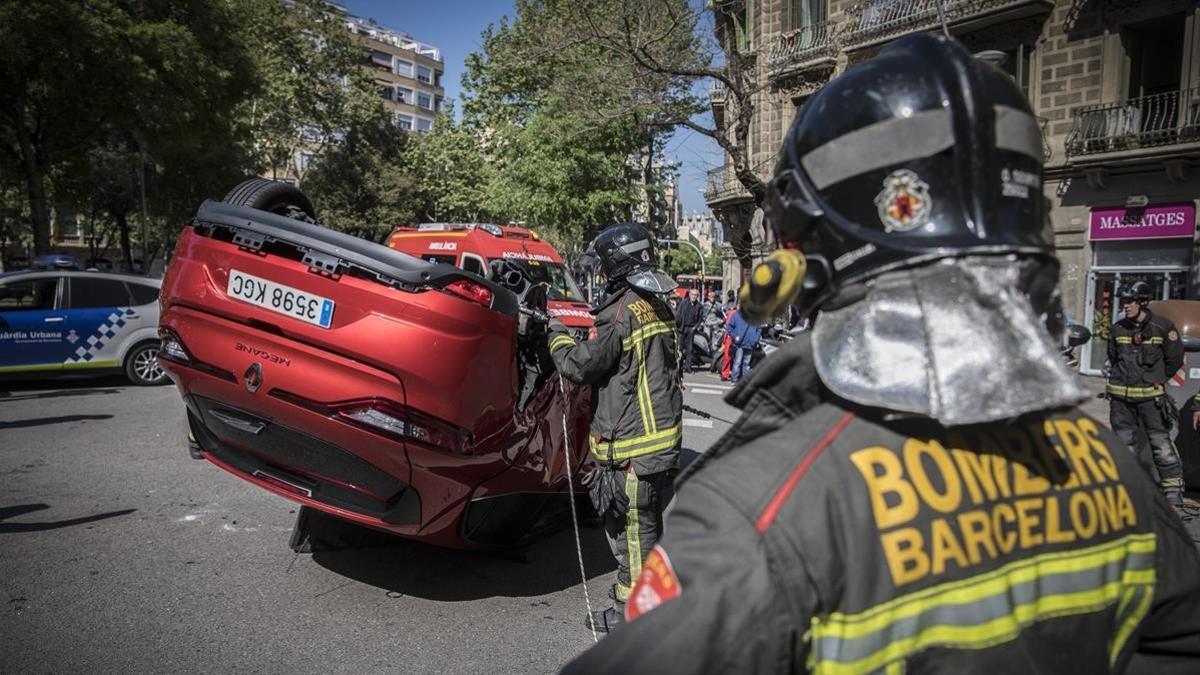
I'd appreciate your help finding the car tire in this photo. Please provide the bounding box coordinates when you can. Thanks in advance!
[124,341,168,386]
[222,179,317,223]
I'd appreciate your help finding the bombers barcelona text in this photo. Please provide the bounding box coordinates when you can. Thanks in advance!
[849,418,1136,586]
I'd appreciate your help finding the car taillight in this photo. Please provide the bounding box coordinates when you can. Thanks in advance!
[337,400,468,455]
[443,279,492,308]
[271,390,470,456]
[158,328,190,362]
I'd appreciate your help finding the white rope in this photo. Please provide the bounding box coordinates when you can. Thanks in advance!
[559,371,598,643]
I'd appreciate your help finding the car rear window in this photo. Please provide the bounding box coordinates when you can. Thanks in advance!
[126,282,159,306]
[0,278,58,310]
[68,278,133,308]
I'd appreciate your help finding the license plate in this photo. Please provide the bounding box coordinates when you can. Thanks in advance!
[227,269,335,328]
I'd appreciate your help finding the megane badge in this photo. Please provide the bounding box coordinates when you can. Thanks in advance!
[244,362,263,393]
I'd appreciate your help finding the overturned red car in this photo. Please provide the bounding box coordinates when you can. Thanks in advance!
[158,180,593,548]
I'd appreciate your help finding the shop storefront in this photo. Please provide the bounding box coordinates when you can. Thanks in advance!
[1081,202,1197,375]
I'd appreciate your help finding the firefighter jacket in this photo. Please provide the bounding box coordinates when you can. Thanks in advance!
[548,285,682,475]
[563,336,1200,674]
[1108,309,1184,401]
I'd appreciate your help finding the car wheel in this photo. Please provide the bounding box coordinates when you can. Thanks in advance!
[125,341,168,386]
[222,178,317,223]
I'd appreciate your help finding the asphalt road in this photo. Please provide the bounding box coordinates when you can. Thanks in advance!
[0,371,740,674]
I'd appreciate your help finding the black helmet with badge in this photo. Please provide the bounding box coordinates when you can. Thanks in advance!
[590,223,677,294]
[752,32,1083,427]
[1117,281,1153,304]
[758,32,1054,323]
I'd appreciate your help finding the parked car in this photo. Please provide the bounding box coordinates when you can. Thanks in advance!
[0,270,165,385]
[386,222,594,340]
[158,179,593,549]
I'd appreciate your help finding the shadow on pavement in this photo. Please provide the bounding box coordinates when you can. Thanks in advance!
[0,503,138,533]
[0,414,114,430]
[0,387,122,403]
[0,374,132,399]
[312,524,617,601]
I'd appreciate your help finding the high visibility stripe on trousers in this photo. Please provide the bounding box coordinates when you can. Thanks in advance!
[1105,383,1164,399]
[590,424,682,461]
[808,533,1157,675]
[617,470,642,603]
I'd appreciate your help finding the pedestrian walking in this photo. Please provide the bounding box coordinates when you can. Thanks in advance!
[563,33,1200,673]
[546,223,683,633]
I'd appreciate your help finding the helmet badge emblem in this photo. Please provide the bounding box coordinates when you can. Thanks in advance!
[875,169,932,233]
[641,250,651,263]
[244,362,263,393]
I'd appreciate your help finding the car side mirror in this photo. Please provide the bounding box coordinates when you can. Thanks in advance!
[1065,324,1091,348]
[1182,335,1200,353]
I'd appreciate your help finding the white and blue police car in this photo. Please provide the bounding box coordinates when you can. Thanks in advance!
[0,270,166,385]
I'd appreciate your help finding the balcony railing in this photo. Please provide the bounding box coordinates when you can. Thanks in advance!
[844,0,1048,47]
[1065,87,1200,158]
[767,20,839,74]
[703,154,778,204]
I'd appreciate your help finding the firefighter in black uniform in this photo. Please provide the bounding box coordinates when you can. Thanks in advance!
[563,34,1200,673]
[1108,280,1188,510]
[546,223,682,633]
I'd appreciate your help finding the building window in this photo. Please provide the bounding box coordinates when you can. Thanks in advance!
[998,45,1033,102]
[434,70,443,88]
[381,85,394,101]
[417,65,433,84]
[397,113,413,130]
[370,50,392,69]
[785,0,823,30]
[416,117,434,132]
[296,150,314,173]
[396,86,413,104]
[395,59,414,78]
[730,1,753,52]
[417,91,433,109]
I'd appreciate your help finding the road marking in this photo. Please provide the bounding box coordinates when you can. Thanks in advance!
[683,418,714,429]
[688,388,725,395]
[686,381,732,390]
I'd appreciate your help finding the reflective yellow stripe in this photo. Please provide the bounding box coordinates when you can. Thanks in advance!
[1116,336,1164,345]
[1115,337,1132,344]
[549,334,575,352]
[624,320,673,436]
[1110,583,1154,663]
[1146,337,1164,344]
[625,471,643,590]
[634,337,655,435]
[589,424,682,461]
[810,534,1156,675]
[621,320,675,350]
[1106,383,1164,398]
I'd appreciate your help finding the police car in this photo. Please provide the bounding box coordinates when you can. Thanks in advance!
[0,270,166,385]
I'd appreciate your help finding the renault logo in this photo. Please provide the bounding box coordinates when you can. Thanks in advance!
[244,362,263,393]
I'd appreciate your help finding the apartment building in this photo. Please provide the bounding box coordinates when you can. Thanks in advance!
[704,0,1200,368]
[345,12,445,133]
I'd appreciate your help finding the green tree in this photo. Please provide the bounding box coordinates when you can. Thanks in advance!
[301,115,419,242]
[461,2,672,246]
[241,0,390,182]
[661,241,720,280]
[0,0,257,258]
[404,112,494,223]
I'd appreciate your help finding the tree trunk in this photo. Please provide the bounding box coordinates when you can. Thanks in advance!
[116,209,134,272]
[13,120,52,256]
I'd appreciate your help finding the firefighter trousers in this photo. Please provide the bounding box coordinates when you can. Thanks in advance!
[1110,395,1185,504]
[604,469,675,603]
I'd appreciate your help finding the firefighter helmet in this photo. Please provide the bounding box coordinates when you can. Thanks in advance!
[762,32,1053,318]
[590,223,677,294]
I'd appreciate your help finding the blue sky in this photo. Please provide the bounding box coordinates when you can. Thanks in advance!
[340,0,716,216]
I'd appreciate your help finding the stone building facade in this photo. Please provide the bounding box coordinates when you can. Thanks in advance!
[704,0,1200,373]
